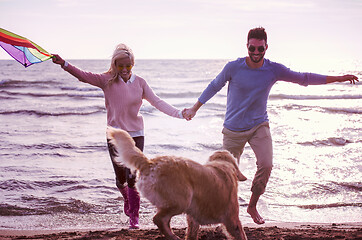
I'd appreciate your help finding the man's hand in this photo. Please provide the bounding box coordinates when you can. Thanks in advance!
[326,75,359,84]
[182,108,197,121]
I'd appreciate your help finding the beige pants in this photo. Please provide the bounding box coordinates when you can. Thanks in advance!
[222,122,273,195]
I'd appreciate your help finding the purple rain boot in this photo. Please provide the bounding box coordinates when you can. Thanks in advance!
[128,187,140,229]
[119,186,130,217]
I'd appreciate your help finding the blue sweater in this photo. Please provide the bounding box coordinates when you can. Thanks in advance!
[198,58,327,131]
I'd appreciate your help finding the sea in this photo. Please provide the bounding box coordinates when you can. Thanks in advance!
[0,59,361,231]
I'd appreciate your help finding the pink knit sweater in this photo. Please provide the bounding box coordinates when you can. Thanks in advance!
[63,63,182,132]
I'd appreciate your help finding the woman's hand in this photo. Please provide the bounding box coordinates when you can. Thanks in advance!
[52,54,65,67]
[182,108,194,121]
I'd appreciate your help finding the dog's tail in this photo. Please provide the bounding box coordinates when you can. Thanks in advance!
[106,126,151,173]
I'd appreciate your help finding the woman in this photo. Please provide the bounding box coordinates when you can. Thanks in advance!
[52,44,186,229]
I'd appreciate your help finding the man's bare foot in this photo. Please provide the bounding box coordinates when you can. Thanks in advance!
[247,206,265,224]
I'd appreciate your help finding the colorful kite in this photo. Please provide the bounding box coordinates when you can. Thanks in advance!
[0,28,52,67]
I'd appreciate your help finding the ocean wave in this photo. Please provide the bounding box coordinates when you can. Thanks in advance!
[323,107,362,114]
[281,104,361,115]
[0,79,18,87]
[203,102,227,109]
[0,108,105,117]
[274,181,362,210]
[0,179,35,191]
[0,179,81,191]
[0,178,118,216]
[60,86,101,92]
[298,137,353,146]
[0,203,43,216]
[0,179,110,192]
[298,202,362,209]
[0,95,16,100]
[152,144,186,151]
[335,182,362,192]
[0,79,60,87]
[157,91,203,98]
[197,143,223,151]
[309,181,362,194]
[5,142,107,153]
[43,198,104,214]
[0,90,104,98]
[0,90,67,98]
[57,182,115,194]
[0,198,106,216]
[270,94,362,100]
[23,143,76,150]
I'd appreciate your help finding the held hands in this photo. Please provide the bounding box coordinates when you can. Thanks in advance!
[182,101,203,121]
[51,54,65,67]
[182,108,197,121]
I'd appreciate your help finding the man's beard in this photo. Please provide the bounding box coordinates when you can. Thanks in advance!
[249,53,265,63]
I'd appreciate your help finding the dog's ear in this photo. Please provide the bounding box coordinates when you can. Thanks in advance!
[236,169,247,181]
[210,151,247,181]
[222,151,247,181]
[106,126,117,139]
[225,152,247,181]
[106,126,112,139]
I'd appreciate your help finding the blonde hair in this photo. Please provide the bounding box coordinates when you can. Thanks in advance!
[107,43,135,82]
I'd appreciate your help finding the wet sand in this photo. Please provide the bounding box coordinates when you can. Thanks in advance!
[0,222,361,239]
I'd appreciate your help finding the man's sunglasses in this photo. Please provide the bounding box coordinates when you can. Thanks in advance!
[248,45,265,53]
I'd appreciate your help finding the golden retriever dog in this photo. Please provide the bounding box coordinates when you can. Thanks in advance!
[107,127,248,240]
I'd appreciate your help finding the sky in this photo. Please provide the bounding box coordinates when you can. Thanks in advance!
[1,0,361,71]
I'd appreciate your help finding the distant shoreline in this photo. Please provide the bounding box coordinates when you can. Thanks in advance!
[0,58,232,61]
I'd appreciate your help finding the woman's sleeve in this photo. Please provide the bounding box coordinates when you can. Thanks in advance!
[63,62,108,88]
[142,80,182,119]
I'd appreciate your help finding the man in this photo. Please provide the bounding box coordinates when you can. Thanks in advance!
[184,27,358,224]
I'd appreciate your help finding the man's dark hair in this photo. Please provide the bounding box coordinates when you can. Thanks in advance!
[247,27,267,43]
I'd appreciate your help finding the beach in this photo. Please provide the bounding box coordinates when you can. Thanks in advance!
[0,59,361,238]
[0,222,361,239]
